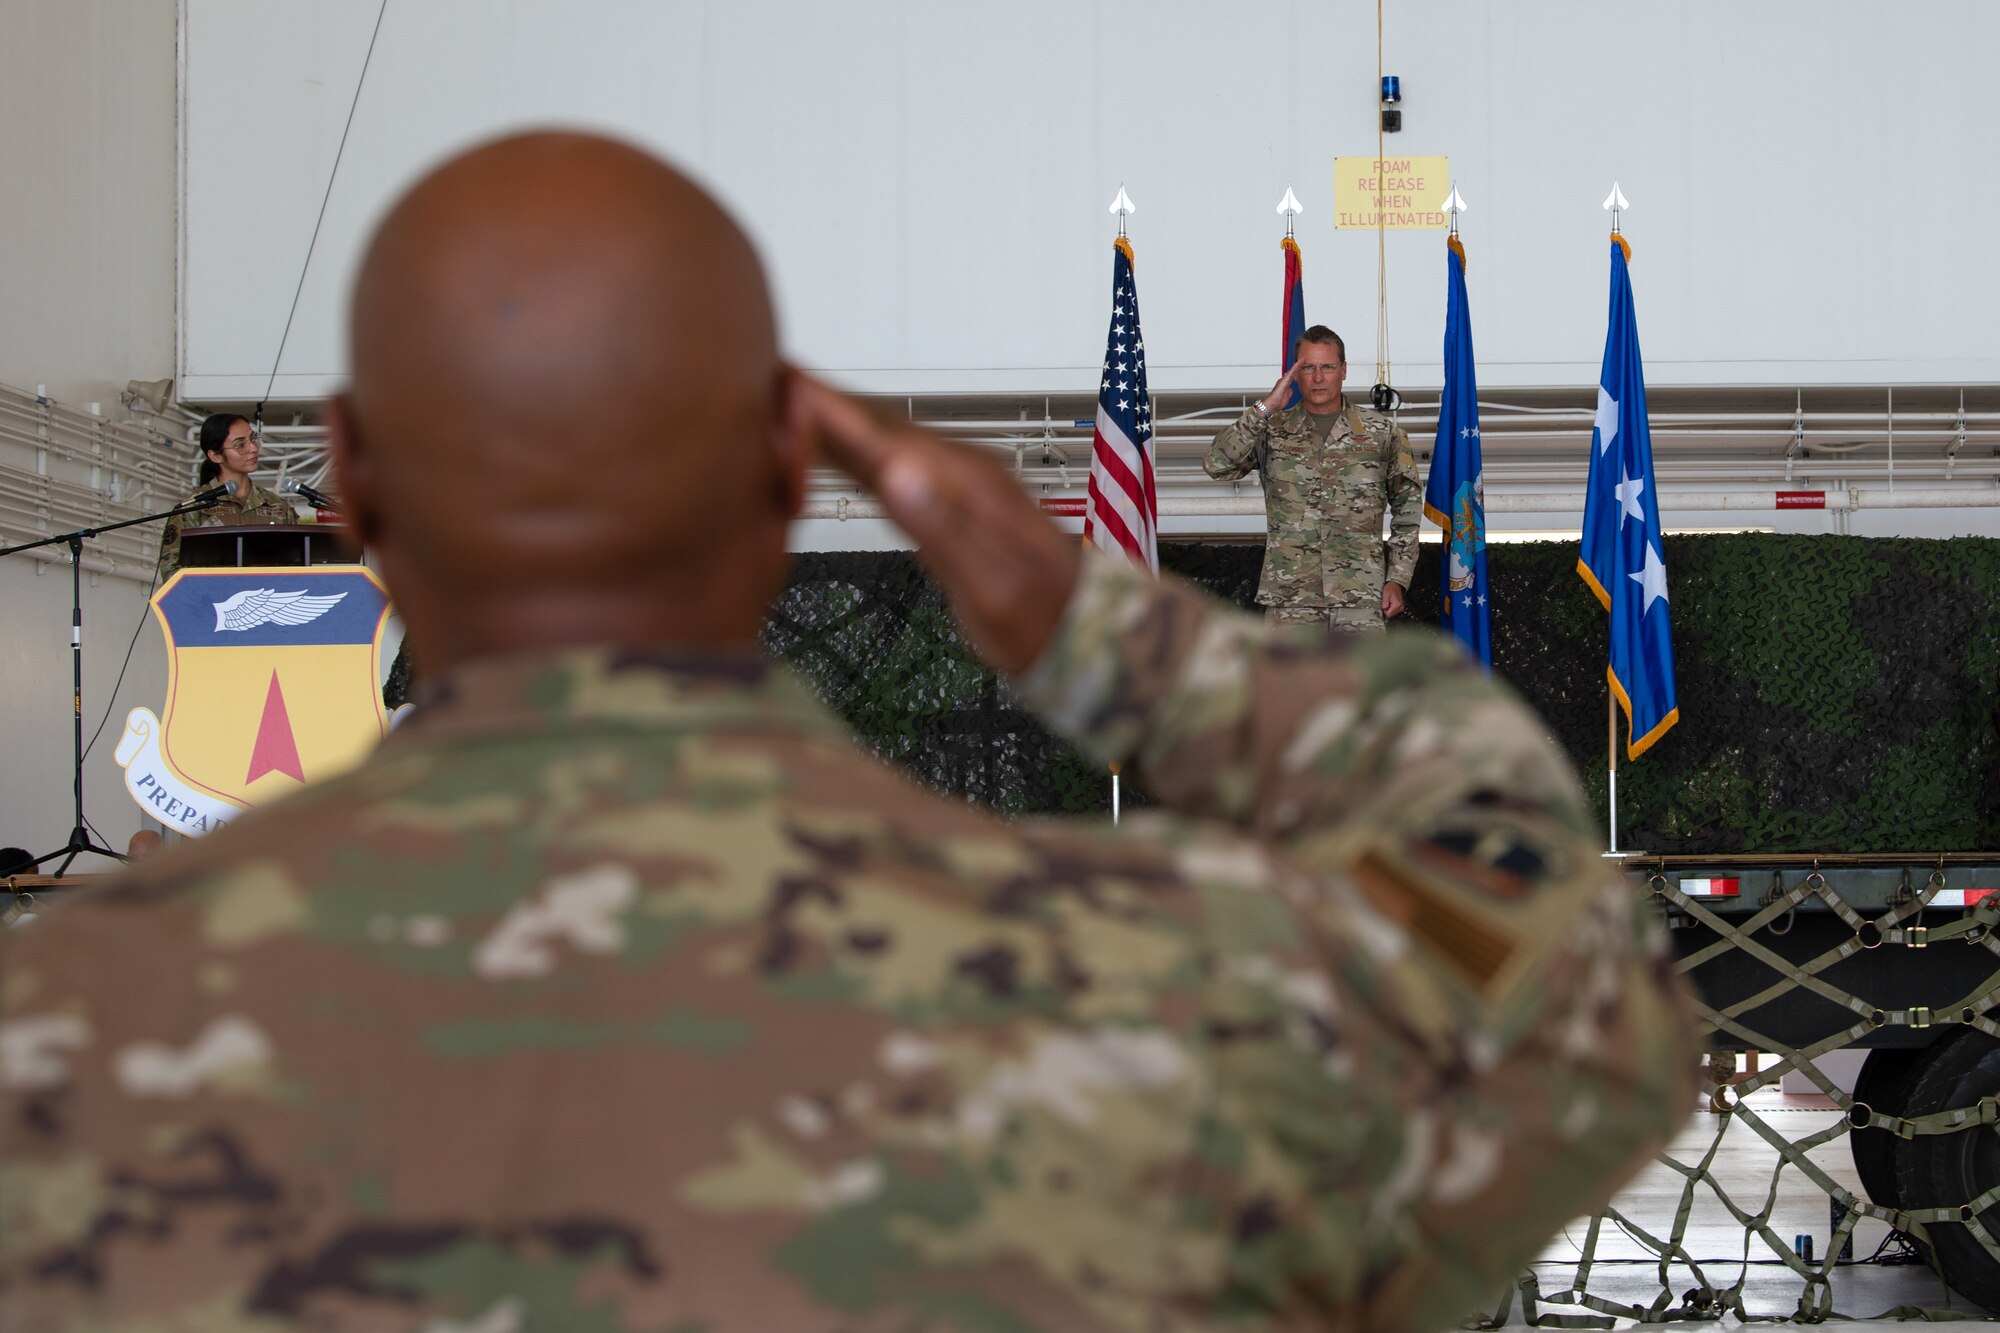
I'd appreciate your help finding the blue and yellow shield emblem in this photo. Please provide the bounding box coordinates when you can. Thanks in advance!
[117,567,393,833]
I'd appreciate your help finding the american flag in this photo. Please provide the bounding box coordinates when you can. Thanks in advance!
[1084,237,1157,572]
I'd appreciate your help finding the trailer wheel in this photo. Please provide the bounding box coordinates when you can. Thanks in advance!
[1851,1046,1928,1209]
[1893,1028,2000,1313]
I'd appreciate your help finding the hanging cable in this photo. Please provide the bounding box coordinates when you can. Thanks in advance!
[257,0,392,427]
[80,574,161,766]
[1373,0,1391,396]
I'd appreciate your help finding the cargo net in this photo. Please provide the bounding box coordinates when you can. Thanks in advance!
[1489,869,2000,1326]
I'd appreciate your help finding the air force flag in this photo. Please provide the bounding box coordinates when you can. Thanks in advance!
[1423,236,1490,668]
[1579,237,1679,758]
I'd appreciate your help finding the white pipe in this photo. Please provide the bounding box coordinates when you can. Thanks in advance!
[1607,765,1619,854]
[4,544,154,585]
[763,415,2000,437]
[1139,460,2000,482]
[799,485,2000,522]
[1433,487,2000,513]
[196,411,2000,439]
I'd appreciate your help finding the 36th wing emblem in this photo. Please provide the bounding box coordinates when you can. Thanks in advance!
[116,567,393,834]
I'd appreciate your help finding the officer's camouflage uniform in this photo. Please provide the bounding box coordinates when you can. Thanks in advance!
[156,480,299,581]
[1205,399,1422,632]
[0,551,1695,1332]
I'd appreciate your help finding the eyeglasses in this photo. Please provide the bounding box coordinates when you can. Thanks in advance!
[1296,363,1344,378]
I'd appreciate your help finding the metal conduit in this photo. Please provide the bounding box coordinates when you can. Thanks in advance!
[914,412,2000,432]
[0,386,202,586]
[800,486,2000,522]
[5,376,2000,580]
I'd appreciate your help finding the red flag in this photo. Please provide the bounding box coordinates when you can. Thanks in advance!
[1281,236,1305,409]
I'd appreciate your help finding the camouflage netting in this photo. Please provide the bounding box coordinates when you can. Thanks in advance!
[754,535,2000,851]
[754,535,2000,1321]
[759,551,1126,817]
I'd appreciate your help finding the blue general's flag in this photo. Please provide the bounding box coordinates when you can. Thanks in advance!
[1579,236,1679,758]
[1280,236,1305,409]
[1423,236,1490,668]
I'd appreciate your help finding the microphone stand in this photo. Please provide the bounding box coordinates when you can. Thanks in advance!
[0,490,230,876]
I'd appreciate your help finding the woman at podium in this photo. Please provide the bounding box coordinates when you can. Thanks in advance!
[156,413,300,580]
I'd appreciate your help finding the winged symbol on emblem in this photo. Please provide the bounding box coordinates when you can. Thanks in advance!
[212,588,348,632]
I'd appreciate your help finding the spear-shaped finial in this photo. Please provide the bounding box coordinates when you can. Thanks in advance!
[1602,180,1630,234]
[1276,185,1302,238]
[1109,185,1135,237]
[1441,183,1466,237]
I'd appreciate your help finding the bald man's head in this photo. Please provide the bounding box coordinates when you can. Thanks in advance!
[330,132,804,670]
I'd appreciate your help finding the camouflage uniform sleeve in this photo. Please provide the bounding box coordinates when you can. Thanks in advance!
[1013,549,1584,837]
[1383,421,1422,588]
[156,512,182,582]
[1202,406,1266,481]
[1014,552,1698,1328]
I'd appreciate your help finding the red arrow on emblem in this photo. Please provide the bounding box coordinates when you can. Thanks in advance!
[245,670,305,784]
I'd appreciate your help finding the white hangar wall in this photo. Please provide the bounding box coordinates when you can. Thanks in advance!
[182,0,2000,404]
[0,1,176,408]
[1,0,178,859]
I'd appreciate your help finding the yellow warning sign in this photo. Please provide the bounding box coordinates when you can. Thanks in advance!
[1334,156,1452,230]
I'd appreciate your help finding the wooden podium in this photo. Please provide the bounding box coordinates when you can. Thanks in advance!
[178,522,353,569]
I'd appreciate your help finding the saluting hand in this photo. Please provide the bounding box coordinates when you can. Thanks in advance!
[789,370,1079,676]
[1259,365,1299,416]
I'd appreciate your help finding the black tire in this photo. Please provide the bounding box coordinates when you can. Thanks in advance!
[1891,1027,2000,1312]
[1852,1046,1929,1209]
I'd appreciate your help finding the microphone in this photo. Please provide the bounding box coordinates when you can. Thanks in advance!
[281,478,337,511]
[188,478,240,505]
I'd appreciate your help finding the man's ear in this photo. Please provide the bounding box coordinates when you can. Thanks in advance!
[323,392,380,558]
[770,366,816,521]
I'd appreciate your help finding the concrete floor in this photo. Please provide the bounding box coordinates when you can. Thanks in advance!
[1500,1092,2000,1328]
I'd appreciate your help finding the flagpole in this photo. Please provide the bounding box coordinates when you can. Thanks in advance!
[1603,188,1625,854]
[1604,190,1623,853]
[1099,184,1141,823]
[1589,178,1649,855]
[1607,692,1619,852]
